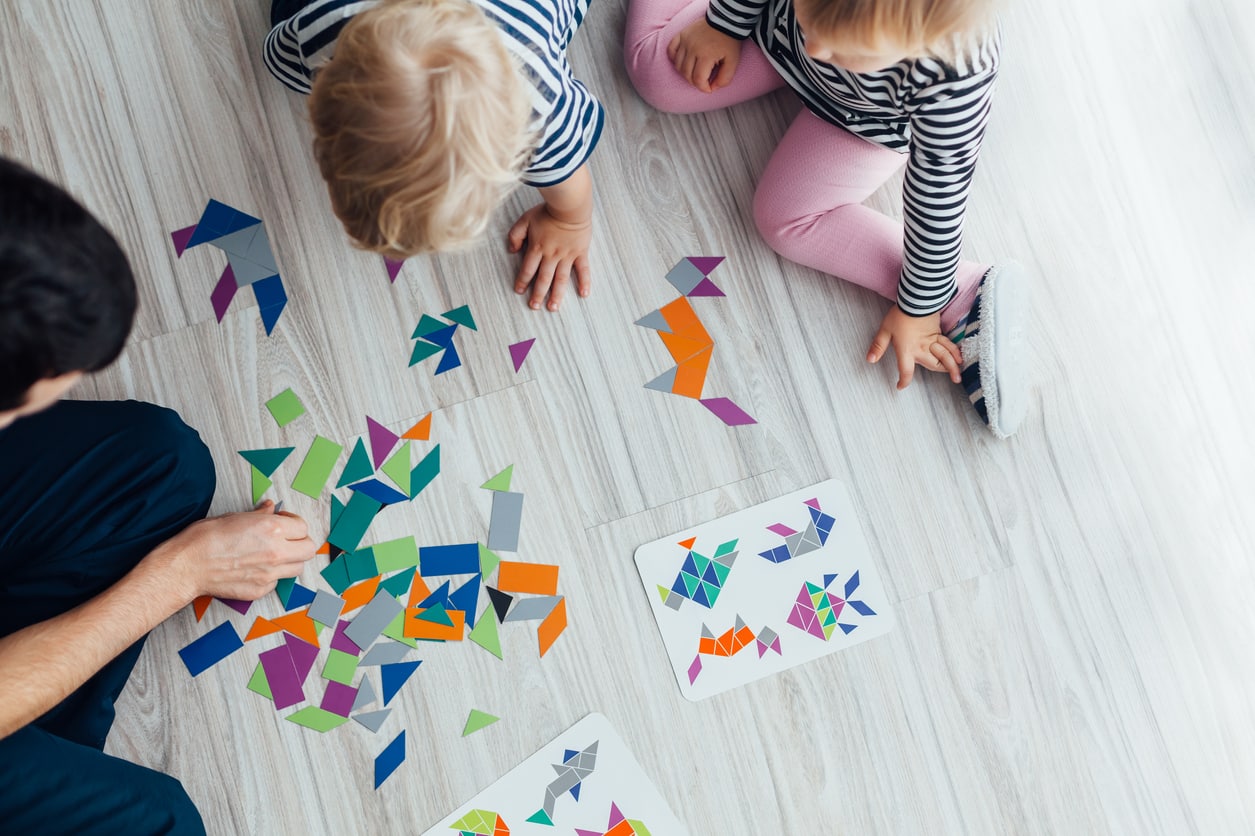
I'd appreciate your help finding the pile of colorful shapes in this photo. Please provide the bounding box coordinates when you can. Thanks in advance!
[574,802,653,836]
[171,199,287,334]
[410,305,477,374]
[757,497,837,563]
[785,572,877,641]
[656,536,739,611]
[636,257,756,426]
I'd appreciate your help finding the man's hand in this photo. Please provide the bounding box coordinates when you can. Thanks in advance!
[508,203,592,311]
[151,500,316,603]
[867,307,962,390]
[668,18,743,92]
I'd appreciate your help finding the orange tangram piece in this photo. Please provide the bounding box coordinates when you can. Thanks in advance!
[659,331,709,364]
[659,297,710,341]
[192,596,212,622]
[402,413,432,441]
[403,607,465,641]
[406,573,433,608]
[341,576,381,613]
[537,597,567,657]
[270,610,320,647]
[316,541,331,555]
[245,617,284,641]
[671,345,713,399]
[678,536,696,550]
[496,561,559,595]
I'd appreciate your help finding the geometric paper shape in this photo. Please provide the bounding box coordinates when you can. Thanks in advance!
[353,708,392,733]
[250,465,272,504]
[401,412,432,441]
[381,442,411,496]
[665,258,705,296]
[337,438,375,488]
[211,266,239,322]
[698,397,756,426]
[537,597,567,657]
[496,561,558,596]
[375,730,406,789]
[481,465,514,493]
[509,338,535,373]
[687,277,725,297]
[177,621,243,677]
[486,586,514,623]
[366,416,399,469]
[286,706,350,733]
[442,305,477,331]
[502,595,561,623]
[487,490,524,552]
[468,608,503,660]
[238,446,296,477]
[462,709,500,737]
[384,257,405,283]
[265,388,305,427]
[292,436,343,498]
[381,660,422,705]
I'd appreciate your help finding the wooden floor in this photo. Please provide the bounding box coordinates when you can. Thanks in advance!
[3,0,1253,832]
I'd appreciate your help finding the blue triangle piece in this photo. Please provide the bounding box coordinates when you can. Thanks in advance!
[275,577,296,608]
[701,562,720,584]
[350,478,410,506]
[809,506,823,525]
[691,582,710,608]
[844,571,861,598]
[434,342,461,375]
[823,573,839,589]
[449,575,481,628]
[287,582,316,611]
[380,660,423,705]
[424,323,458,348]
[563,749,579,762]
[337,439,374,488]
[680,552,699,576]
[238,447,295,477]
[418,580,452,609]
[183,200,236,248]
[670,575,688,598]
[838,622,858,635]
[569,782,581,801]
[257,302,285,336]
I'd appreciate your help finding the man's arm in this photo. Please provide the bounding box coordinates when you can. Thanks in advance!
[0,502,314,740]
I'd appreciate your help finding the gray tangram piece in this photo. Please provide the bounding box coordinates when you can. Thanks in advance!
[503,595,561,623]
[352,708,391,733]
[634,309,671,332]
[644,366,677,393]
[343,591,404,651]
[540,740,599,817]
[665,259,704,296]
[308,590,345,627]
[352,676,376,711]
[359,641,411,667]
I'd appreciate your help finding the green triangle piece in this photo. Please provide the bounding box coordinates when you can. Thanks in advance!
[251,466,271,504]
[628,820,652,836]
[526,809,553,825]
[693,553,711,575]
[380,566,416,598]
[701,581,719,602]
[681,573,700,597]
[442,304,477,331]
[468,609,502,659]
[409,340,443,366]
[410,444,441,498]
[462,709,499,736]
[479,544,501,578]
[416,602,454,626]
[275,577,296,608]
[246,663,272,700]
[337,439,374,488]
[412,314,448,339]
[238,447,295,477]
[381,442,412,496]
[711,561,731,585]
[383,611,418,648]
[656,585,671,602]
[480,465,513,492]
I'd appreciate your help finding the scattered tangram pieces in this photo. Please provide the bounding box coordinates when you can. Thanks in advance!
[359,641,411,667]
[350,478,409,506]
[327,491,383,552]
[353,676,377,711]
[331,619,363,656]
[381,442,411,496]
[193,595,212,621]
[700,397,757,427]
[337,438,374,488]
[410,444,441,498]
[480,465,513,492]
[366,416,399,468]
[292,436,342,498]
[178,621,244,677]
[270,610,321,647]
[502,595,561,623]
[449,575,482,627]
[509,338,535,372]
[496,561,558,596]
[286,706,349,732]
[323,649,360,685]
[486,586,514,623]
[374,537,419,574]
[321,681,358,717]
[404,606,465,641]
[401,412,431,441]
[468,607,503,659]
[344,591,405,650]
[250,466,271,504]
[354,708,391,733]
[183,199,262,249]
[211,267,238,322]
[419,543,479,576]
[375,730,406,789]
[238,447,295,477]
[308,590,345,627]
[246,662,272,700]
[383,256,405,283]
[265,388,305,427]
[479,544,501,578]
[487,491,524,552]
[259,644,305,709]
[380,660,422,705]
[537,597,567,657]
[409,307,473,374]
[462,709,499,737]
[245,617,284,642]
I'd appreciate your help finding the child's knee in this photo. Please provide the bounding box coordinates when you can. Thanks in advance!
[751,180,794,256]
[623,35,689,114]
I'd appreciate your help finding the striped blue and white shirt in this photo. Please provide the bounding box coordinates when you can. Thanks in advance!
[264,0,604,188]
[708,0,1000,316]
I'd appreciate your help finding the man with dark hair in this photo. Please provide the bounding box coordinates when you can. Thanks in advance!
[0,157,316,834]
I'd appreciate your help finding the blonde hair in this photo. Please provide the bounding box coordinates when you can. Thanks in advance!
[309,0,533,258]
[796,0,997,61]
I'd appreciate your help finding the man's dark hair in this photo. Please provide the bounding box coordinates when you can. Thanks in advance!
[0,157,137,411]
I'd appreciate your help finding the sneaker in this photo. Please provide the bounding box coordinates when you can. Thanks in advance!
[946,263,1030,438]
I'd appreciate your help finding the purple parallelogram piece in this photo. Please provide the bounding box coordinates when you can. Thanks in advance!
[259,645,305,709]
[210,265,238,321]
[332,619,362,656]
[700,397,756,426]
[320,681,358,717]
[766,523,796,537]
[687,655,702,685]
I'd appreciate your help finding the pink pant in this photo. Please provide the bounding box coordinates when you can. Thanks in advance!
[623,0,987,331]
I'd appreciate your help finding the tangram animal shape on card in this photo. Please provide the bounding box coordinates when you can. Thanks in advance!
[171,199,287,334]
[525,740,599,825]
[786,572,877,641]
[686,614,781,685]
[449,809,510,836]
[655,536,739,611]
[575,802,653,836]
[758,497,837,563]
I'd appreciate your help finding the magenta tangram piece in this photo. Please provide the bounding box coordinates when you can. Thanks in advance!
[688,277,725,297]
[766,523,796,537]
[509,338,535,373]
[383,257,405,283]
[259,645,305,710]
[687,655,703,685]
[366,416,399,468]
[285,633,319,683]
[171,225,197,257]
[218,598,251,615]
[331,619,361,656]
[210,266,238,322]
[803,497,821,510]
[320,681,358,717]
[687,256,725,275]
[700,397,756,426]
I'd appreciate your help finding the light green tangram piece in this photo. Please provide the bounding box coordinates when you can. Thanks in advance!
[383,611,418,648]
[323,649,359,685]
[250,466,271,504]
[627,820,652,836]
[374,536,420,574]
[265,388,305,427]
[246,663,272,700]
[481,465,513,492]
[285,707,349,732]
[449,809,503,835]
[479,544,501,578]
[468,609,502,659]
[462,709,499,737]
[381,441,412,496]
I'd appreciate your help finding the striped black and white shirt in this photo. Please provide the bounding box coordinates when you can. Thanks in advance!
[264,0,604,188]
[708,0,1000,316]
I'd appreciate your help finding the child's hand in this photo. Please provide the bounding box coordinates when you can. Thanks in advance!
[508,203,592,311]
[867,307,962,390]
[668,19,742,92]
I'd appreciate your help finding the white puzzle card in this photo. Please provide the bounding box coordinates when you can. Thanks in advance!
[634,479,895,701]
[422,713,688,835]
